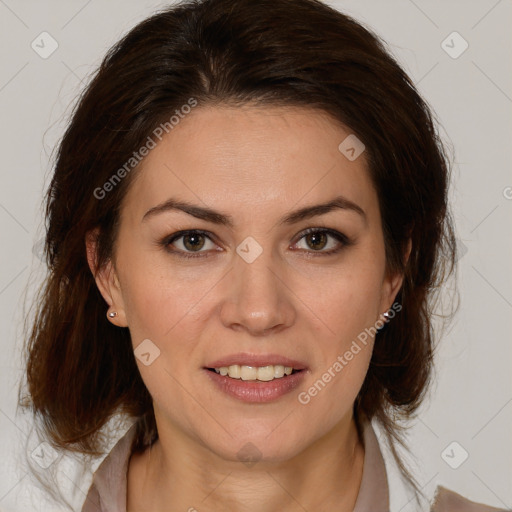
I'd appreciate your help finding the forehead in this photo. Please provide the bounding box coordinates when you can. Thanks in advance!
[121,105,379,226]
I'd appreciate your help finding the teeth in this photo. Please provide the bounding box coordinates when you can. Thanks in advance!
[274,365,285,378]
[228,364,240,379]
[213,364,297,381]
[240,366,258,381]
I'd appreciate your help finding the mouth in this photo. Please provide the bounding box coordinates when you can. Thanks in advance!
[206,365,303,381]
[203,354,308,403]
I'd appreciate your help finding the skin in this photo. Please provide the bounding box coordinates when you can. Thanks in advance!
[86,105,410,511]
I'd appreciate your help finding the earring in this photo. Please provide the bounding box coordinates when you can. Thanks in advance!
[108,310,118,318]
[376,311,390,334]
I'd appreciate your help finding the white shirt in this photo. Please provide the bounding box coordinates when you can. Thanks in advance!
[81,416,507,511]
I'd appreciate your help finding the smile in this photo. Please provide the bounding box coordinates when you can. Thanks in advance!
[210,364,300,381]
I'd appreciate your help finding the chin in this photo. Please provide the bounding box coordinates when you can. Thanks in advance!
[198,420,314,466]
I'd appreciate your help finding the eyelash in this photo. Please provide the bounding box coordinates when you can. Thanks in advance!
[160,228,353,260]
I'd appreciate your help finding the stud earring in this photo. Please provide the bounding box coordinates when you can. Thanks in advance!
[108,310,118,318]
[376,311,390,334]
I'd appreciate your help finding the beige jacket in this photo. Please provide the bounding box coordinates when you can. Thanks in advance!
[82,419,508,512]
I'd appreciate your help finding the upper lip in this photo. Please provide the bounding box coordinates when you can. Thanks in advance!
[205,353,308,370]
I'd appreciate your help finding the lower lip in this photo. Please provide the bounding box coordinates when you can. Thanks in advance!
[204,369,307,403]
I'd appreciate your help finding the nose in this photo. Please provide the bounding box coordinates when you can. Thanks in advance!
[219,249,296,337]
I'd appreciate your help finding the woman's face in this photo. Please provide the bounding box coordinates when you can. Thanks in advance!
[92,105,404,463]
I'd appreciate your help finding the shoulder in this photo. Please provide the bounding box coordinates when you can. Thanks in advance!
[368,419,509,512]
[81,422,138,512]
[431,485,510,512]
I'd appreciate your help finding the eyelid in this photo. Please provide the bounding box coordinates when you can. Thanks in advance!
[162,227,352,258]
[163,229,219,259]
[291,227,352,253]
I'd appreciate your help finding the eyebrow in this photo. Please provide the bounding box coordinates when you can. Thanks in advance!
[142,195,367,227]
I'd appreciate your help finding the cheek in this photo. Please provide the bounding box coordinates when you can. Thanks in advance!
[118,247,219,338]
[293,254,384,341]
[290,250,384,405]
[118,261,213,422]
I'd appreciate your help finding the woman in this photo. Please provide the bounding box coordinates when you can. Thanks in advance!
[19,0,507,510]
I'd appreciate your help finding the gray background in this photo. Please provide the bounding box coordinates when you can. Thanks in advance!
[0,0,511,510]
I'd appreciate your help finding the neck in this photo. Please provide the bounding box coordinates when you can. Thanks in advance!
[127,412,365,512]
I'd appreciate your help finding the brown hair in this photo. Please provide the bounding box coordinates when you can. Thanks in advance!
[19,0,457,503]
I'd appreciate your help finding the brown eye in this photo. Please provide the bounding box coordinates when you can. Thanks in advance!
[165,230,216,256]
[294,228,349,254]
[304,232,328,251]
[182,233,206,251]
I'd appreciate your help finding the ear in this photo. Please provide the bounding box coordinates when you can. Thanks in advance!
[85,228,128,327]
[378,237,412,317]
